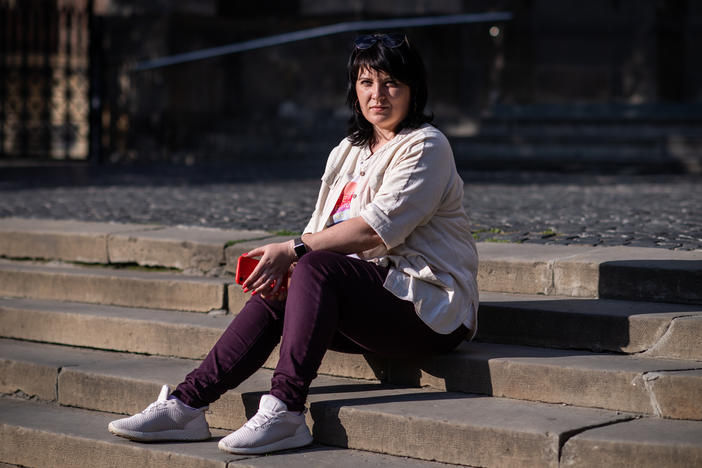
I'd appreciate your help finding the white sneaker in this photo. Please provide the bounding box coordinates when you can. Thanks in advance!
[108,385,211,442]
[218,394,313,454]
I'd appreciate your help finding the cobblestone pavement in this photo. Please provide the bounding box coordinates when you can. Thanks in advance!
[1,165,700,250]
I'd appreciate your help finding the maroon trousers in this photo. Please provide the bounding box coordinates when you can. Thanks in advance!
[172,250,468,411]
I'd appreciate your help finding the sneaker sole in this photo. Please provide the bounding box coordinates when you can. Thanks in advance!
[108,423,211,442]
[217,431,313,455]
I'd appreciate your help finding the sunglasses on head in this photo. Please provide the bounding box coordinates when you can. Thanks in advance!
[354,33,407,50]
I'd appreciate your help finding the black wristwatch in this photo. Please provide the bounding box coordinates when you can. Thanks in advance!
[293,237,308,260]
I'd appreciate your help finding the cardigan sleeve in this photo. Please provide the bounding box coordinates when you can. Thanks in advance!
[360,131,454,250]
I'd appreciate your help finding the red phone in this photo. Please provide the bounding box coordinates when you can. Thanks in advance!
[235,256,259,285]
[235,255,290,289]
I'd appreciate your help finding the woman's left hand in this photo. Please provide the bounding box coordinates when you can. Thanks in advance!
[242,241,296,298]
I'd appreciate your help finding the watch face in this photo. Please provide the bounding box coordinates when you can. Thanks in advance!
[293,238,306,258]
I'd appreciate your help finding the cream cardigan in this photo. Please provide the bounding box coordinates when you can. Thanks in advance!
[303,124,479,336]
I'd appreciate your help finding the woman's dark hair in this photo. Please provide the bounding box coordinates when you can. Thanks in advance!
[346,33,433,147]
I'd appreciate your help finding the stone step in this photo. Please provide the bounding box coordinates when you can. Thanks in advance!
[3,292,701,421]
[484,102,702,123]
[0,299,379,380]
[2,218,701,304]
[560,417,702,468]
[468,122,702,139]
[0,259,238,313]
[0,217,278,275]
[477,243,702,305]
[455,140,664,157]
[478,292,702,359]
[0,217,273,274]
[0,338,374,426]
[6,341,697,468]
[0,298,231,359]
[2,255,701,360]
[0,400,455,468]
[386,341,702,420]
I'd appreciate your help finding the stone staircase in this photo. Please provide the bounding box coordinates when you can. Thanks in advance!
[450,103,702,174]
[0,217,700,467]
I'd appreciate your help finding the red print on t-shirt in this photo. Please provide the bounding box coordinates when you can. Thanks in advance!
[329,180,357,225]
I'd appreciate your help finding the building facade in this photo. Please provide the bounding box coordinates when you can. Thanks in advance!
[1,0,700,170]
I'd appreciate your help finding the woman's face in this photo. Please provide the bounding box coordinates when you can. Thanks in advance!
[355,67,410,136]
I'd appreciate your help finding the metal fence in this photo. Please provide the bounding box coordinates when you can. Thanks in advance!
[0,0,91,160]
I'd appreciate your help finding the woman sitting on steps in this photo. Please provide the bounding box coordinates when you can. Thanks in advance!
[108,32,479,455]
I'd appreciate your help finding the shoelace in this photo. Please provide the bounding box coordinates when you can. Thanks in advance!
[244,408,281,431]
[142,399,171,414]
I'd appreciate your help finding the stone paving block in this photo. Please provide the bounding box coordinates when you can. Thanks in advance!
[556,246,702,304]
[560,417,702,468]
[108,226,270,273]
[477,292,702,355]
[0,217,157,264]
[644,315,702,360]
[387,341,702,419]
[643,369,702,420]
[0,260,227,312]
[0,298,231,359]
[476,243,593,295]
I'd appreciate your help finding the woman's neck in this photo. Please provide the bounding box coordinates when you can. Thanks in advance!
[370,128,396,154]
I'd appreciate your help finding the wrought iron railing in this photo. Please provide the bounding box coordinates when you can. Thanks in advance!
[1,0,90,160]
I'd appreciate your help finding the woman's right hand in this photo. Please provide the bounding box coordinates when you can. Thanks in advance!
[242,240,296,297]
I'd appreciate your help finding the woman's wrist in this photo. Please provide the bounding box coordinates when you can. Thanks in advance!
[287,239,298,261]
